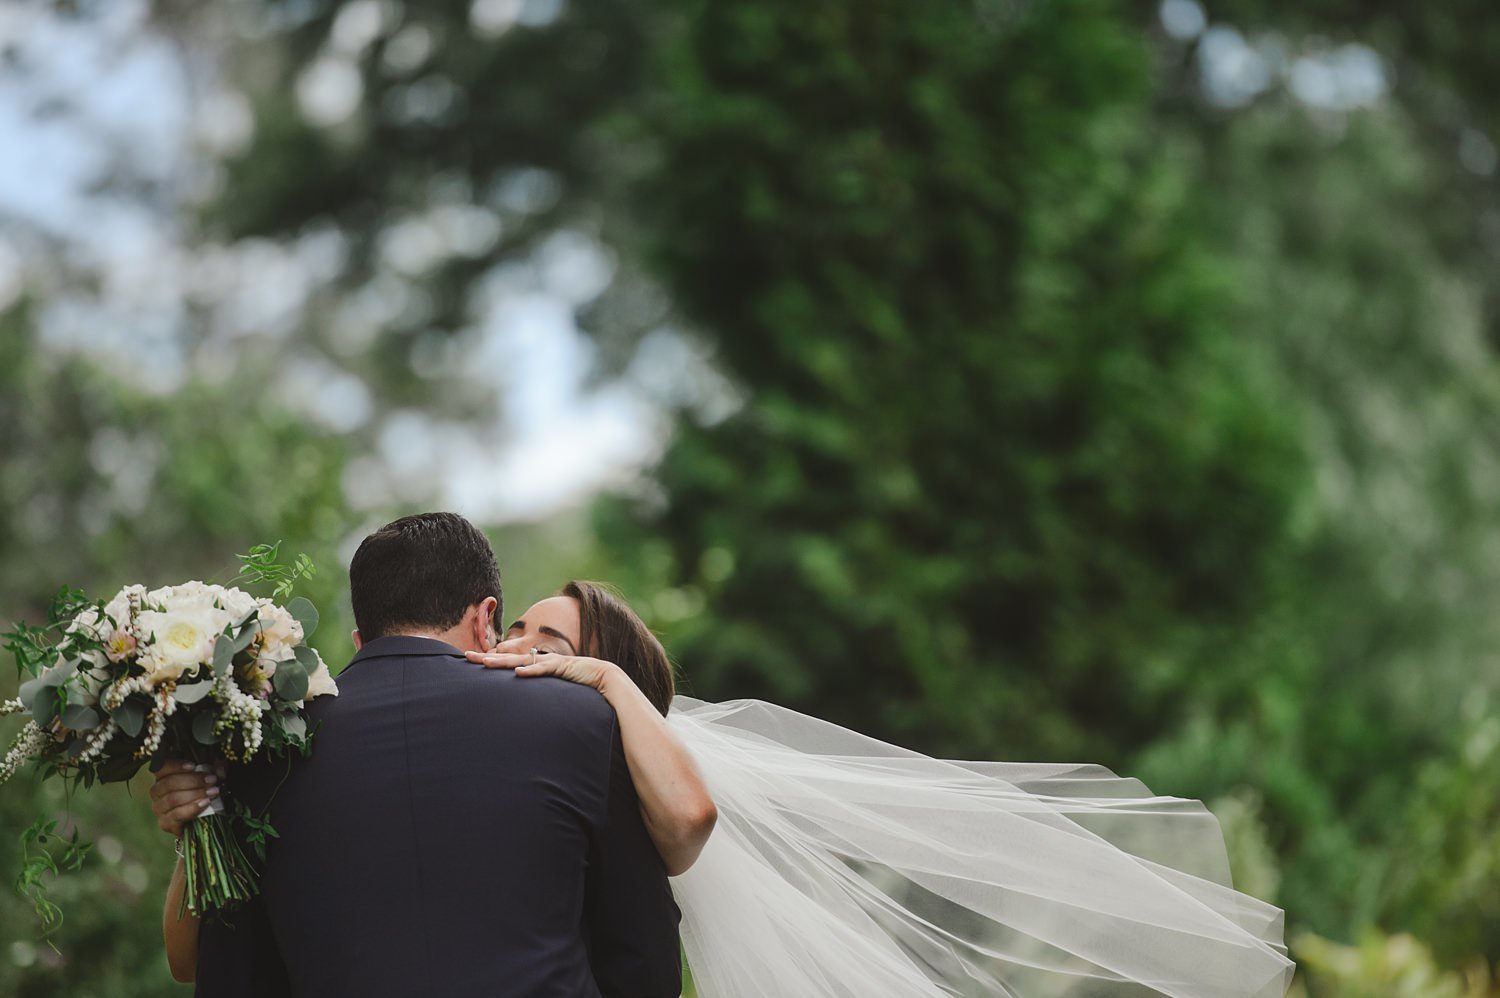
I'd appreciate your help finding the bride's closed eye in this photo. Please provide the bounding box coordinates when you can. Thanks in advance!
[499,629,572,658]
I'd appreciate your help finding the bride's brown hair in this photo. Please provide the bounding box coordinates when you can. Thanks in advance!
[562,580,675,716]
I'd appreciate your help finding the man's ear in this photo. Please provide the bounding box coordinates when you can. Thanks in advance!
[351,628,364,651]
[474,596,499,652]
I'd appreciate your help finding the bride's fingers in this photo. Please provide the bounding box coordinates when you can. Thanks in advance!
[161,797,216,836]
[512,659,565,677]
[151,771,217,800]
[156,785,218,810]
[154,758,197,779]
[465,650,602,687]
[154,789,219,833]
[518,661,606,692]
[487,655,578,680]
[465,651,537,670]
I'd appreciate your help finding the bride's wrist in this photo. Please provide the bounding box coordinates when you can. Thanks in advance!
[594,661,625,700]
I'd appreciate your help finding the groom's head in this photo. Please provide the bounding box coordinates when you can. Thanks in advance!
[349,511,502,651]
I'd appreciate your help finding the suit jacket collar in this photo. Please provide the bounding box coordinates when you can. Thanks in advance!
[346,634,467,670]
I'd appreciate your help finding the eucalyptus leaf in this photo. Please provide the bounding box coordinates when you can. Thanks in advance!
[113,698,147,738]
[191,710,219,746]
[280,713,308,741]
[273,661,309,702]
[173,681,214,705]
[20,675,64,726]
[60,704,100,732]
[213,634,234,678]
[293,644,320,671]
[18,675,48,716]
[231,619,264,654]
[49,657,81,681]
[287,597,319,639]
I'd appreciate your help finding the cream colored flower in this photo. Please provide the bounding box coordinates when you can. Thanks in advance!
[303,651,339,702]
[147,581,208,610]
[66,606,109,642]
[256,599,304,649]
[251,600,303,681]
[102,584,145,628]
[216,585,258,621]
[137,603,232,684]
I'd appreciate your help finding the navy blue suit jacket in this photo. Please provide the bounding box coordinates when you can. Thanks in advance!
[194,635,681,998]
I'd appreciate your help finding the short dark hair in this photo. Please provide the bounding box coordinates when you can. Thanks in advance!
[350,512,502,642]
[562,580,674,715]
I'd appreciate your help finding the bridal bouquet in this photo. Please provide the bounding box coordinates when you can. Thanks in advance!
[1,549,337,921]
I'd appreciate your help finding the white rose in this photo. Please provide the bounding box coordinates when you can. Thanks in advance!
[216,585,258,621]
[253,601,304,677]
[303,652,339,702]
[137,604,233,684]
[102,584,145,627]
[66,606,110,643]
[148,581,233,616]
[256,600,304,648]
[146,581,200,609]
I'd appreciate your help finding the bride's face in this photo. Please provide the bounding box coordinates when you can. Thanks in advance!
[495,596,582,657]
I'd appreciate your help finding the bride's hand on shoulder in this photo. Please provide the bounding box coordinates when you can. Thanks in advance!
[465,649,621,694]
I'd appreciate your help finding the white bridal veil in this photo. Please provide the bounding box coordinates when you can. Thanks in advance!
[666,697,1293,998]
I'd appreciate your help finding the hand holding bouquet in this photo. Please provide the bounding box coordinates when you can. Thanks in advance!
[2,555,338,920]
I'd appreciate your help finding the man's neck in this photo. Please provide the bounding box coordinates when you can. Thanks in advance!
[385,626,480,654]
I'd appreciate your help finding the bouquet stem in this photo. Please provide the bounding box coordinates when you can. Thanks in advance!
[178,812,258,917]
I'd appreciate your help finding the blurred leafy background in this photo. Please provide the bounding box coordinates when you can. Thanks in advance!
[1,0,1498,993]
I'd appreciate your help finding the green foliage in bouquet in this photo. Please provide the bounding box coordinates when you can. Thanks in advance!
[237,542,317,602]
[0,545,335,931]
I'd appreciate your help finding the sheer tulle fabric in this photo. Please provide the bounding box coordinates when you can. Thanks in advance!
[667,697,1292,998]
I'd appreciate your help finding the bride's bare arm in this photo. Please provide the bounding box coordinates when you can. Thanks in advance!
[150,760,219,982]
[596,663,718,874]
[466,650,717,875]
[161,855,198,982]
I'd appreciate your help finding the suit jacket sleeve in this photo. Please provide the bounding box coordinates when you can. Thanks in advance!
[585,722,683,998]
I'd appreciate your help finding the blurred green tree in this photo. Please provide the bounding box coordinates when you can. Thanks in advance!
[1132,15,1500,952]
[591,0,1500,969]
[598,0,1307,766]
